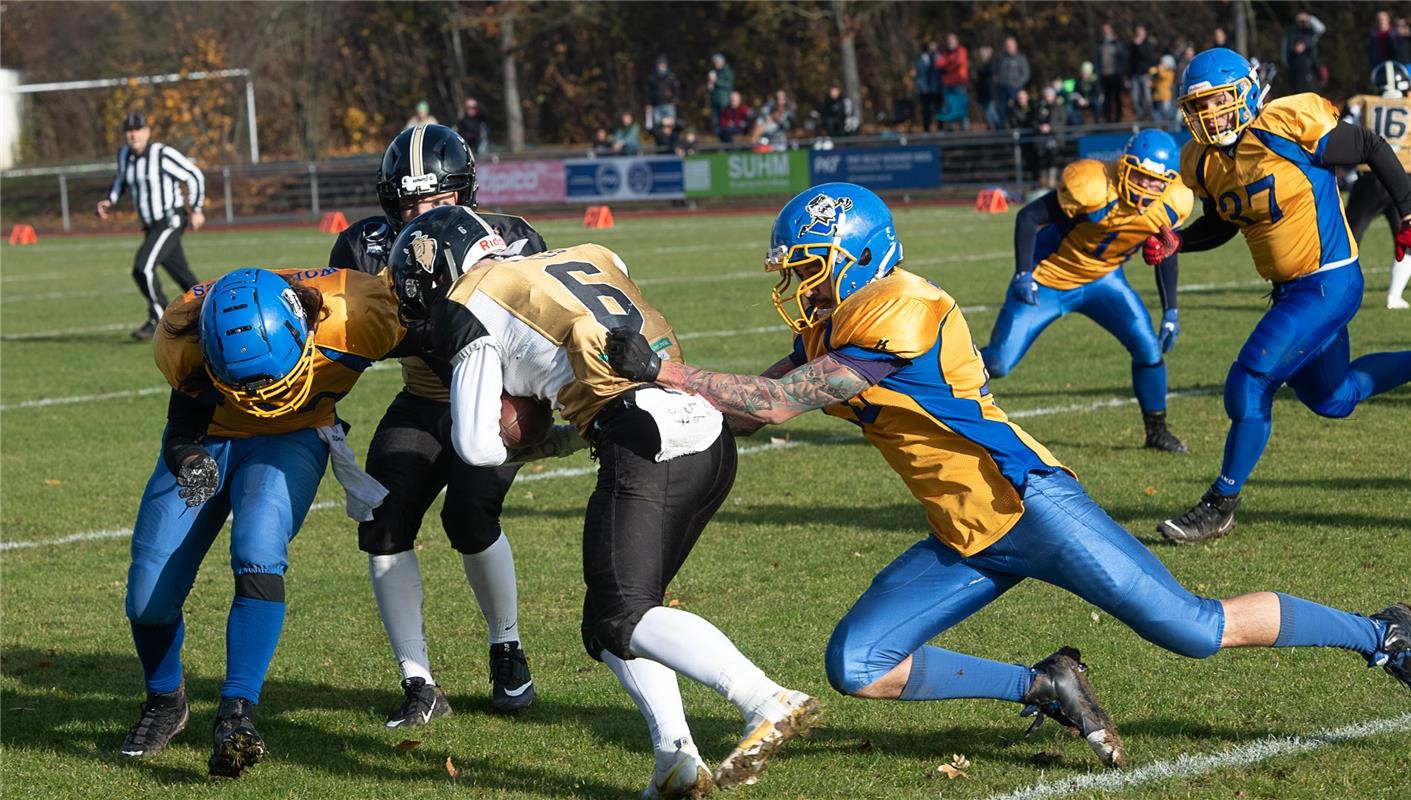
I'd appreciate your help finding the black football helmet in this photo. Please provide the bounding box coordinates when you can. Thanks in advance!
[388,206,507,328]
[376,124,478,223]
[1372,61,1411,98]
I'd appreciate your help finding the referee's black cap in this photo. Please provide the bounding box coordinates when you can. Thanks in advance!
[122,112,148,131]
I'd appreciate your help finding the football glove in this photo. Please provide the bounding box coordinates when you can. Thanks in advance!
[1158,308,1180,353]
[1009,271,1039,305]
[506,423,588,463]
[176,451,219,507]
[1143,225,1181,266]
[605,327,660,382]
[1394,220,1411,261]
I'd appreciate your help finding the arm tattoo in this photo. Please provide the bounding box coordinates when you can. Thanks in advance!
[664,354,870,423]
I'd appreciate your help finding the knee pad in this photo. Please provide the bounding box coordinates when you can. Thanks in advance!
[823,622,873,696]
[581,606,651,662]
[234,572,285,603]
[358,517,417,556]
[441,499,504,555]
[1296,388,1357,420]
[126,590,181,628]
[981,347,1011,379]
[1223,362,1276,423]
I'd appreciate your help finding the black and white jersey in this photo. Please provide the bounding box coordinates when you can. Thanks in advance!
[105,142,205,227]
[329,211,547,276]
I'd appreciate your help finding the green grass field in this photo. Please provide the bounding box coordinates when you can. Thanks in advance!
[2,206,1408,799]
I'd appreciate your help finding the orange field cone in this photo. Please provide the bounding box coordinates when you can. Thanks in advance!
[974,188,1009,213]
[319,211,350,234]
[8,224,38,245]
[583,206,615,229]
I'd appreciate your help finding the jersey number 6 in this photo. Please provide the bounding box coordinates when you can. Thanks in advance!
[1218,174,1284,226]
[545,261,645,333]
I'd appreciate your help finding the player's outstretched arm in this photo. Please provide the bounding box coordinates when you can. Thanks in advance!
[727,355,804,436]
[658,356,870,426]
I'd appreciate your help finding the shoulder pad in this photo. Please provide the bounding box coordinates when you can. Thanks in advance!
[1178,141,1209,196]
[1254,94,1340,151]
[1161,182,1195,225]
[478,212,548,257]
[328,215,395,274]
[829,276,948,360]
[1057,160,1114,217]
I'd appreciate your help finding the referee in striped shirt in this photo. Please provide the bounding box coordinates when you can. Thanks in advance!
[96,112,206,340]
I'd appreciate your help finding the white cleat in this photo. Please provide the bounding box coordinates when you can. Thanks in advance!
[1387,296,1409,310]
[714,691,822,789]
[642,740,714,800]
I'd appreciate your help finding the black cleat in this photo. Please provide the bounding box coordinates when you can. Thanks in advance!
[385,677,452,729]
[1142,412,1189,454]
[119,685,189,759]
[131,321,157,341]
[1158,490,1240,545]
[208,697,266,778]
[1369,603,1411,690]
[490,641,536,713]
[1021,647,1126,768]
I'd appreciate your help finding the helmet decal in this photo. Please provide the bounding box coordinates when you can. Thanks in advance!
[798,194,853,238]
[409,231,438,274]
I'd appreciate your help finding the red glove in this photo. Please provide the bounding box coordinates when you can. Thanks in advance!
[1143,225,1182,266]
[1395,221,1411,261]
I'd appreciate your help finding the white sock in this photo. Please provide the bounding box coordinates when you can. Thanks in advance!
[369,552,433,684]
[603,650,693,757]
[628,606,783,719]
[461,531,520,645]
[1390,254,1411,301]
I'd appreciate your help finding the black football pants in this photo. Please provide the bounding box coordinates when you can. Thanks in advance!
[133,214,198,323]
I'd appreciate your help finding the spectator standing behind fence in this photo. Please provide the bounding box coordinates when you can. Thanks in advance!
[937,33,971,131]
[975,46,999,129]
[643,55,680,133]
[1069,61,1101,124]
[1283,12,1326,66]
[1284,38,1323,95]
[718,91,753,143]
[760,89,797,132]
[1096,25,1127,123]
[95,112,205,341]
[820,84,859,138]
[1394,17,1411,63]
[915,40,941,132]
[456,97,490,154]
[592,127,614,156]
[653,115,682,155]
[405,100,437,130]
[1369,11,1398,69]
[707,53,735,138]
[611,112,641,156]
[994,37,1030,124]
[1128,26,1155,121]
[1151,54,1178,122]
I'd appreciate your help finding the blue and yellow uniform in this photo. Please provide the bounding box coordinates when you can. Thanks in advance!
[1176,92,1411,499]
[128,267,403,707]
[982,158,1191,420]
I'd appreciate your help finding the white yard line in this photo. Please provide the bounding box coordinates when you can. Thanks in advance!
[0,385,169,411]
[1,322,131,341]
[0,392,1190,552]
[984,711,1411,800]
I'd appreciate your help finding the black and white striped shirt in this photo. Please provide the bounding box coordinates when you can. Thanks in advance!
[105,142,205,227]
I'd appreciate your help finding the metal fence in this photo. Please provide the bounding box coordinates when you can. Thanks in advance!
[0,121,1161,232]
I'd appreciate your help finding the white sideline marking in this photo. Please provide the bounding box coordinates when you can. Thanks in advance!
[0,385,169,411]
[0,393,1179,553]
[984,712,1411,800]
[1,323,130,341]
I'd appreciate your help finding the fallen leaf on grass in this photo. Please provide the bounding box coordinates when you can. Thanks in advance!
[936,763,968,780]
[445,755,459,779]
[531,463,546,473]
[768,436,789,446]
[950,754,970,769]
[395,740,421,753]
[43,479,62,486]
[1143,485,1157,496]
[666,598,682,608]
[1090,612,1101,623]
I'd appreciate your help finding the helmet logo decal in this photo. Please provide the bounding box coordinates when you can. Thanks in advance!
[401,173,437,194]
[280,287,306,326]
[798,194,853,237]
[409,231,438,274]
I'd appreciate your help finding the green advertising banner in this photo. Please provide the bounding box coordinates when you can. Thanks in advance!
[684,150,810,197]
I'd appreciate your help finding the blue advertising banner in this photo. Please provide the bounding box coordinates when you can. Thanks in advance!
[564,156,684,201]
[1077,130,1191,162]
[808,145,941,190]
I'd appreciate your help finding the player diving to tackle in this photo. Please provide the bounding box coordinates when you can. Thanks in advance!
[981,129,1191,453]
[604,182,1411,769]
[121,266,407,776]
[387,206,820,798]
[1342,61,1411,309]
[1142,48,1411,543]
[328,123,575,726]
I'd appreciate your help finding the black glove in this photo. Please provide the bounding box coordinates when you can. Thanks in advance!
[176,451,219,508]
[605,327,660,382]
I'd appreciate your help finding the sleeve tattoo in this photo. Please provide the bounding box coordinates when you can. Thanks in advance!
[664,354,870,424]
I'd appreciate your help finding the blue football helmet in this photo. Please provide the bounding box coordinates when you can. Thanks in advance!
[766,182,902,332]
[1118,129,1181,209]
[199,268,316,418]
[1178,48,1269,147]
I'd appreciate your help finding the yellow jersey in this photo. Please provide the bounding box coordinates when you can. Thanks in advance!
[797,268,1069,556]
[1032,159,1194,289]
[155,267,405,438]
[1180,93,1357,283]
[1344,93,1411,172]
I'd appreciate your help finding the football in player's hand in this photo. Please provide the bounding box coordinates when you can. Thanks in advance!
[500,394,552,449]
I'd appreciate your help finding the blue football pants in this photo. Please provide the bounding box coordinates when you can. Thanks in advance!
[1215,263,1411,495]
[982,269,1167,414]
[126,428,327,702]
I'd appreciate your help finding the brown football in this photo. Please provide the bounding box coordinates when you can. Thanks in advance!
[500,393,552,448]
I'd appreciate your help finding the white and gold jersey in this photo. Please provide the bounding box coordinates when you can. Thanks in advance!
[1344,93,1411,172]
[432,243,682,439]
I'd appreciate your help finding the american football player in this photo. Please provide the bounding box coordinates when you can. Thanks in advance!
[1145,48,1411,543]
[388,206,820,798]
[329,124,568,726]
[981,129,1191,453]
[1343,61,1411,309]
[122,267,406,776]
[605,182,1411,769]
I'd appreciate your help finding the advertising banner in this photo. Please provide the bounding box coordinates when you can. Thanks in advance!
[1077,129,1191,162]
[684,150,810,197]
[477,160,566,206]
[564,156,684,201]
[808,145,941,190]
